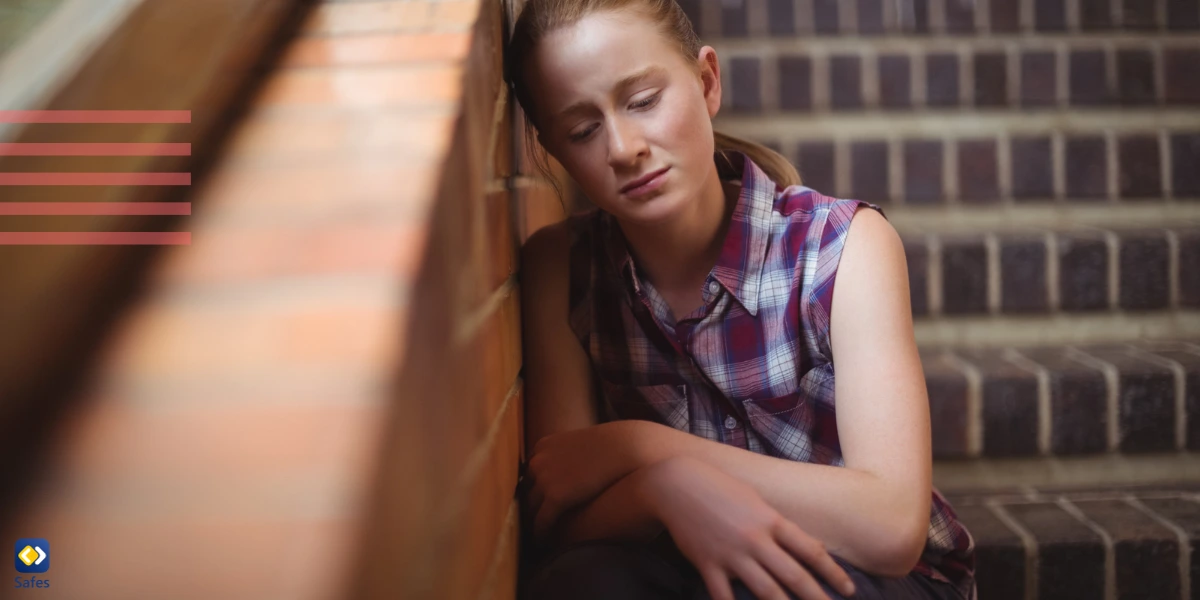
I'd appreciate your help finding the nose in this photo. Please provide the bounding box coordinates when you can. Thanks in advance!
[605,115,648,169]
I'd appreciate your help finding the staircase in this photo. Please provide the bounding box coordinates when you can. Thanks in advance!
[695,0,1200,597]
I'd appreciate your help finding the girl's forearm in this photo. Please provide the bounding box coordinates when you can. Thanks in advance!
[629,423,928,577]
[550,464,666,549]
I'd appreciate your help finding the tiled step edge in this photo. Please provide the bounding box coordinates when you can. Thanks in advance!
[683,0,1200,39]
[949,486,1200,600]
[716,122,1200,207]
[900,225,1200,316]
[922,341,1200,458]
[710,38,1200,114]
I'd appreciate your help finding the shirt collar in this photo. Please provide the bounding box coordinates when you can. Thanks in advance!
[601,150,777,317]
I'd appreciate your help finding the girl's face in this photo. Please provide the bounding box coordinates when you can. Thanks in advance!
[525,10,722,225]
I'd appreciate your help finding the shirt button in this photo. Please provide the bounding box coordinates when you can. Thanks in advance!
[724,415,738,430]
[708,281,719,294]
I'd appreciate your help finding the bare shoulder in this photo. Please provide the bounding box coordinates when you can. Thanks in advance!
[840,205,904,269]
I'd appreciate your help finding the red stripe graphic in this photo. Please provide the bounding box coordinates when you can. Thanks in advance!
[0,143,191,156]
[0,232,192,245]
[0,202,191,216]
[0,110,191,123]
[0,173,190,185]
[0,110,193,244]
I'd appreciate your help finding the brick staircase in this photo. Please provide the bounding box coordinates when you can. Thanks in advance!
[694,0,1200,597]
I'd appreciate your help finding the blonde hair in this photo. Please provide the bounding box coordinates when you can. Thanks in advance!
[505,0,801,197]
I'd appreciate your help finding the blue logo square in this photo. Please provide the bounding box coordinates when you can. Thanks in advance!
[14,539,49,573]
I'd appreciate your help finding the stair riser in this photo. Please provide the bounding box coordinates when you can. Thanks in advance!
[683,0,1200,39]
[953,493,1200,600]
[900,227,1200,317]
[923,344,1200,459]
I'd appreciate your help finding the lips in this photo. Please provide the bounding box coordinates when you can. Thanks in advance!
[620,167,669,194]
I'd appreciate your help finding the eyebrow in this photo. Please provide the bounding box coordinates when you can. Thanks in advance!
[552,65,668,123]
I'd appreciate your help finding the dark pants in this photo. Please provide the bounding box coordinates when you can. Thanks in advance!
[520,531,965,600]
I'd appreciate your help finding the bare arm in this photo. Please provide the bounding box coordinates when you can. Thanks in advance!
[563,207,931,577]
[523,209,930,577]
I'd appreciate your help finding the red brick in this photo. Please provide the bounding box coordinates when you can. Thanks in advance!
[945,0,976,33]
[1117,49,1157,105]
[926,53,960,107]
[1118,135,1163,198]
[850,140,890,203]
[1035,0,1067,30]
[904,139,943,204]
[731,57,762,112]
[197,158,440,219]
[813,0,840,34]
[98,286,403,381]
[778,55,813,111]
[1080,0,1114,29]
[1065,136,1109,200]
[973,53,1008,107]
[1120,0,1159,29]
[302,1,432,35]
[52,394,382,481]
[158,218,426,288]
[1165,49,1200,104]
[224,110,456,164]
[1167,0,1200,29]
[990,0,1021,31]
[281,32,470,67]
[879,54,912,109]
[958,139,1000,203]
[433,0,479,29]
[721,0,749,36]
[797,141,836,195]
[1070,50,1112,106]
[1021,51,1058,107]
[256,65,462,109]
[830,55,864,110]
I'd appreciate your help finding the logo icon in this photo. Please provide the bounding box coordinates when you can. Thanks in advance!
[14,539,49,573]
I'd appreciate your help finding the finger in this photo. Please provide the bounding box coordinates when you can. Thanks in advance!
[730,557,790,600]
[754,543,832,600]
[698,565,735,600]
[775,521,856,598]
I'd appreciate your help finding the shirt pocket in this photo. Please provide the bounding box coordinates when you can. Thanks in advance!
[742,392,840,465]
[597,379,690,432]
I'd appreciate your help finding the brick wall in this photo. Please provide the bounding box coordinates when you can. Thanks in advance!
[0,0,558,598]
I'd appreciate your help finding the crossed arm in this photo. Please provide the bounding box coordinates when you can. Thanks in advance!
[520,207,932,579]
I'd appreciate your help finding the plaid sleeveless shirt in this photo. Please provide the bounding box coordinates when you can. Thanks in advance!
[565,151,976,599]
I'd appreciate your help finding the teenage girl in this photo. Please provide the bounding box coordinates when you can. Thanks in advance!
[506,1,977,599]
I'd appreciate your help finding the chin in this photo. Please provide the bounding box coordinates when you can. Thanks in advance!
[606,190,689,225]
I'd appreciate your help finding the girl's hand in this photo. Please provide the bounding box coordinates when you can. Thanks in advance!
[645,456,857,600]
[526,420,657,540]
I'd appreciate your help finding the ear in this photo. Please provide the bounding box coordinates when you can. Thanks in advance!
[697,46,722,119]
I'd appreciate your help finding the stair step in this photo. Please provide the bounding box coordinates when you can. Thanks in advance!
[921,341,1200,459]
[712,112,1200,206]
[707,36,1200,114]
[914,312,1200,348]
[885,204,1200,232]
[685,0,1200,40]
[944,484,1200,600]
[934,452,1200,493]
[896,224,1199,317]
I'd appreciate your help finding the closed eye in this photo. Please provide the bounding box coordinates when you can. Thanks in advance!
[567,93,662,143]
[631,93,660,110]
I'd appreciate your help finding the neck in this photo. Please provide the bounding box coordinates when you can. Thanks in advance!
[617,161,740,292]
